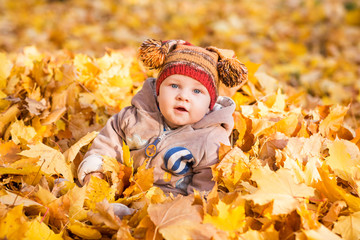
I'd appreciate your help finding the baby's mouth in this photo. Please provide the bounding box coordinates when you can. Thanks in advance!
[175,106,187,112]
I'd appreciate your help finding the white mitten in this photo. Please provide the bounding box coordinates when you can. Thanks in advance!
[111,203,136,219]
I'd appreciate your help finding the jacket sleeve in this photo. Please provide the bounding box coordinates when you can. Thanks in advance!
[77,110,128,185]
[186,128,230,195]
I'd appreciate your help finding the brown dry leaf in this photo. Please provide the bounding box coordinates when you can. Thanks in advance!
[319,104,349,138]
[25,97,47,116]
[0,140,21,165]
[322,201,347,228]
[259,132,288,160]
[87,199,122,230]
[19,142,73,181]
[102,155,132,196]
[33,184,86,229]
[243,167,315,215]
[148,195,215,240]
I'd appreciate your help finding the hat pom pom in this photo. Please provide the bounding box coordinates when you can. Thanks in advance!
[138,39,169,69]
[218,58,248,87]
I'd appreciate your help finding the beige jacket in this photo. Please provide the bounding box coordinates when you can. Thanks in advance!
[78,78,235,195]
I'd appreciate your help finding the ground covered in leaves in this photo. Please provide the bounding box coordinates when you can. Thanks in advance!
[1,0,360,239]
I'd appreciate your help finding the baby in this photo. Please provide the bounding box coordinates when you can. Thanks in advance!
[77,39,247,196]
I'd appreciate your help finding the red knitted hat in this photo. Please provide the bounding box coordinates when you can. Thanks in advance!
[138,39,248,110]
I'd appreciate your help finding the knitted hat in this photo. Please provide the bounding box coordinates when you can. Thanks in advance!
[138,39,248,109]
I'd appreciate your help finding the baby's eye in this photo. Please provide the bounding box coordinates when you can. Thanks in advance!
[171,84,178,88]
[193,89,201,94]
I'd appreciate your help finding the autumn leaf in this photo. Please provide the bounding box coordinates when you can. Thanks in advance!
[123,159,153,197]
[315,167,360,212]
[319,104,349,138]
[63,131,98,163]
[213,146,251,191]
[203,199,246,232]
[0,205,29,239]
[19,142,73,181]
[243,167,315,215]
[303,224,342,240]
[10,119,37,145]
[333,211,360,240]
[325,139,360,187]
[87,199,123,230]
[85,175,115,210]
[148,195,217,240]
[67,220,102,239]
[0,1,360,238]
[24,217,63,240]
[0,189,44,209]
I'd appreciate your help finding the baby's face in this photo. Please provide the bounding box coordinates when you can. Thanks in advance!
[157,74,211,129]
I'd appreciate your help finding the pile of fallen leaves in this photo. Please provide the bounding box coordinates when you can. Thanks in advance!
[0,45,360,240]
[1,0,360,239]
[1,0,360,110]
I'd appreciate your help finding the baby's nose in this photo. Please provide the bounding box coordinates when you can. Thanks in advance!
[176,89,190,101]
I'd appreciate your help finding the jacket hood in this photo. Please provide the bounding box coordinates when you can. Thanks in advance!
[131,78,235,133]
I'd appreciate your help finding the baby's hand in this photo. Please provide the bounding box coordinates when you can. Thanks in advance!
[83,172,105,185]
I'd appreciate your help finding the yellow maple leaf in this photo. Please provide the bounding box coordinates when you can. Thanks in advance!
[304,224,342,240]
[203,199,246,232]
[271,88,286,112]
[243,167,315,215]
[0,140,21,165]
[68,220,102,239]
[19,142,73,181]
[325,139,360,186]
[10,119,37,145]
[122,140,133,168]
[319,104,349,138]
[274,112,299,137]
[123,160,153,197]
[333,211,360,240]
[25,217,63,240]
[213,146,250,191]
[316,167,360,212]
[97,51,133,88]
[85,175,115,210]
[0,205,28,239]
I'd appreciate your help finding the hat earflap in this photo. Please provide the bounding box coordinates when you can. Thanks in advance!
[138,39,186,69]
[206,46,248,88]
